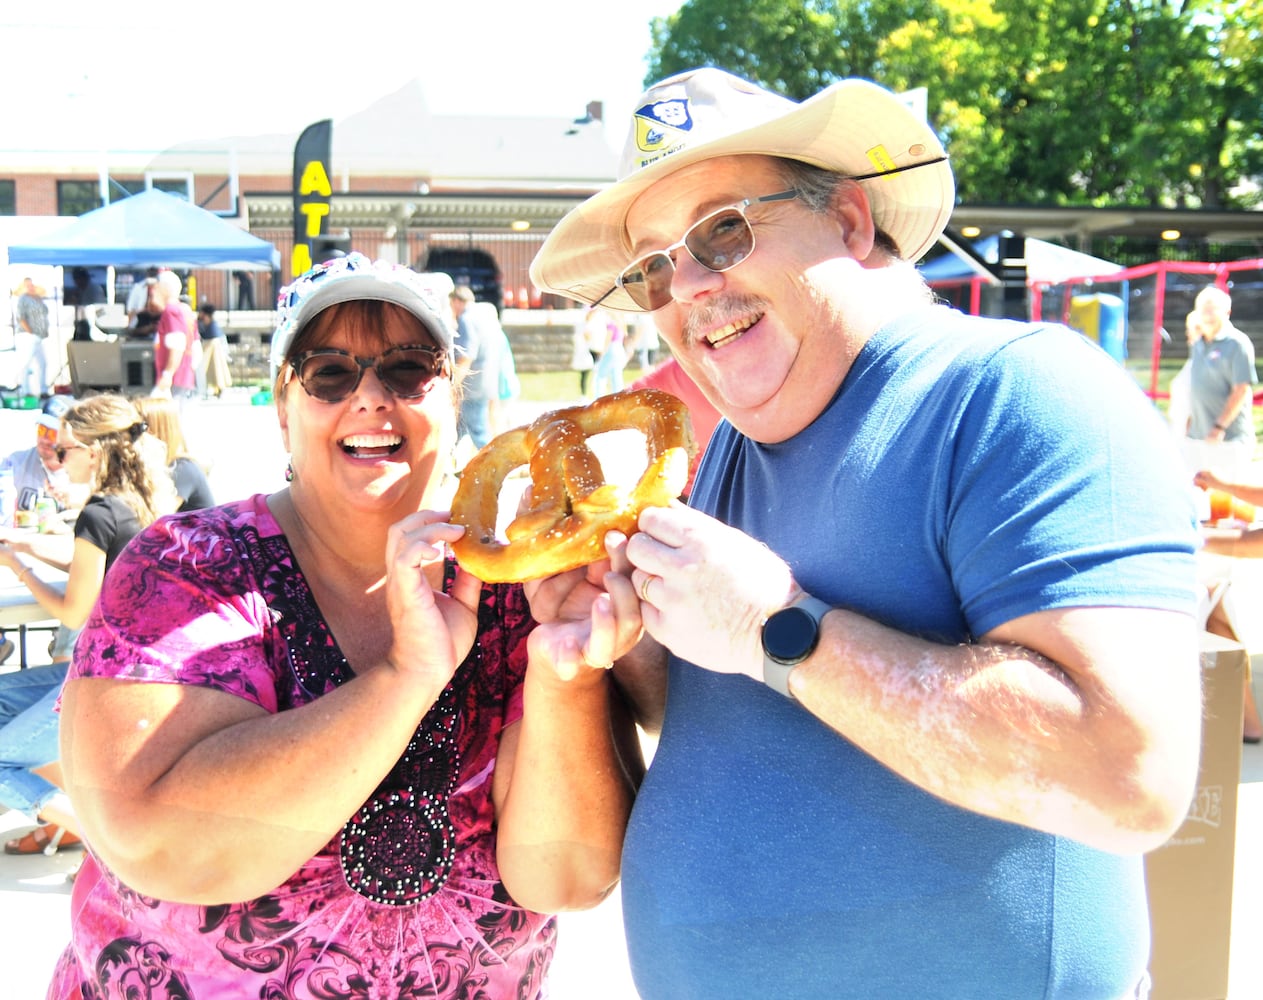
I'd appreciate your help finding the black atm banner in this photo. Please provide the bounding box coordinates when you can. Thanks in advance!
[292,119,333,280]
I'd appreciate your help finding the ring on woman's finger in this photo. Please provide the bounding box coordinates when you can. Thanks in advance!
[639,574,655,603]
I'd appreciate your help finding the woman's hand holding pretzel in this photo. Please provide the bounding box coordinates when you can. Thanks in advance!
[448,388,695,690]
[523,530,645,681]
[383,510,481,691]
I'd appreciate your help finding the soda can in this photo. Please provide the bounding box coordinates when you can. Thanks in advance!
[36,496,58,533]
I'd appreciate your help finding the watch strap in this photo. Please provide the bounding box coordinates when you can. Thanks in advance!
[762,594,831,698]
[763,657,796,699]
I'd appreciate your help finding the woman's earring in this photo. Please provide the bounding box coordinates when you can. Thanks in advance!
[285,460,294,483]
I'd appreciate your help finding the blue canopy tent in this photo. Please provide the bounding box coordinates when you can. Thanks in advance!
[5,189,279,269]
[5,190,279,396]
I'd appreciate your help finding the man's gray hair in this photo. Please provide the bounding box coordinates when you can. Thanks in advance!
[774,158,901,259]
[157,270,183,296]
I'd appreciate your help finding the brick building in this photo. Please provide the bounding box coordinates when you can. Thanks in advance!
[3,78,615,315]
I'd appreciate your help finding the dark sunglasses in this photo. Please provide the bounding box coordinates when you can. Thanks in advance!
[54,443,86,462]
[615,188,800,312]
[288,344,449,403]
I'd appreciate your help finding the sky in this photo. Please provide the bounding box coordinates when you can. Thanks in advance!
[3,1,687,155]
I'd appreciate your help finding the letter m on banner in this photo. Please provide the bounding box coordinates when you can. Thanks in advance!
[292,119,333,279]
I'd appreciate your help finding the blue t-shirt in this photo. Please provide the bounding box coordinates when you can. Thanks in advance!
[454,309,495,404]
[621,307,1199,999]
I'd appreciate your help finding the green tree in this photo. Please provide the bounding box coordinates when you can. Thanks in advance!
[647,0,845,97]
[647,0,945,96]
[645,0,1263,209]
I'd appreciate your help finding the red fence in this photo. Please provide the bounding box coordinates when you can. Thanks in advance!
[931,258,1263,399]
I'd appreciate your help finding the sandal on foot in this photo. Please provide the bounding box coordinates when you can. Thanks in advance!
[4,824,82,856]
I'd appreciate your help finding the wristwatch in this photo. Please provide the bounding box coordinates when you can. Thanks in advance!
[761,594,831,698]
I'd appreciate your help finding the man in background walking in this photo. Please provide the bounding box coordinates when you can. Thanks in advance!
[15,277,50,398]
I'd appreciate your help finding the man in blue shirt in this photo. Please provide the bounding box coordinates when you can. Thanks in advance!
[528,68,1201,999]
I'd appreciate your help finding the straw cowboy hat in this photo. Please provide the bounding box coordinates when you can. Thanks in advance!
[530,67,956,312]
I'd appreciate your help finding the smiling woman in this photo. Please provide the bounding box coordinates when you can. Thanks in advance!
[273,278,460,503]
[49,253,644,1000]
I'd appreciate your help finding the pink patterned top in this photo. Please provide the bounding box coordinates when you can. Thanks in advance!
[49,494,555,1000]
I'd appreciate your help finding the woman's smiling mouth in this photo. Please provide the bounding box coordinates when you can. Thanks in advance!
[340,433,404,457]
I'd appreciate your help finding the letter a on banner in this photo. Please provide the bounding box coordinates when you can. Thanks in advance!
[292,119,333,279]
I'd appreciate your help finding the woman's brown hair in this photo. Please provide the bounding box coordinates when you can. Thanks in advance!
[62,394,177,527]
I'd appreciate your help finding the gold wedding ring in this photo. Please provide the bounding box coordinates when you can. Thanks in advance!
[639,574,654,602]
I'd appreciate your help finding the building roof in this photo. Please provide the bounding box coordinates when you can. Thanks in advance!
[160,78,616,191]
[949,203,1263,245]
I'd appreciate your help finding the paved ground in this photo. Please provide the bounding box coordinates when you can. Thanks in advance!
[2,748,1258,999]
[1,394,1260,998]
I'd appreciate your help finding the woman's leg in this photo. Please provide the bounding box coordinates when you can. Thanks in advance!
[0,665,69,816]
[1243,662,1261,742]
[30,761,79,837]
[1204,592,1262,741]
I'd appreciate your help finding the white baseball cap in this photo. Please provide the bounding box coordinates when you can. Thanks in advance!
[270,253,455,379]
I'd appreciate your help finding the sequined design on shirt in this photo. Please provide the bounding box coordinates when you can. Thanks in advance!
[246,522,467,905]
[340,686,461,904]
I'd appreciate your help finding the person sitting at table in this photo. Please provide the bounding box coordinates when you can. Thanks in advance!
[0,413,72,665]
[0,393,178,854]
[1193,467,1263,743]
[132,395,216,512]
[1,412,72,516]
[46,254,640,998]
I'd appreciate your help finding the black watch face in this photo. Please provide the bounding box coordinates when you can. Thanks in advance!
[763,606,818,664]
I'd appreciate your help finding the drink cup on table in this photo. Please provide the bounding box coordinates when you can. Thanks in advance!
[35,495,59,533]
[1208,488,1256,524]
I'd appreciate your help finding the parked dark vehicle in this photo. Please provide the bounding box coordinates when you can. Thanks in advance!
[421,247,503,315]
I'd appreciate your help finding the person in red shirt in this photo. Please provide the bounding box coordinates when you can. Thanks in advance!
[151,271,198,400]
[631,355,721,498]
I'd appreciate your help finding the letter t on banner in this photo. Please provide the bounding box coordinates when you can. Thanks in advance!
[292,119,333,279]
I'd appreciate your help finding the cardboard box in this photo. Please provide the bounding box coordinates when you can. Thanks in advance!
[1145,632,1246,1000]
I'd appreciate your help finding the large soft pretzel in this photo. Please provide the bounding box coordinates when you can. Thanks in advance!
[450,388,695,583]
